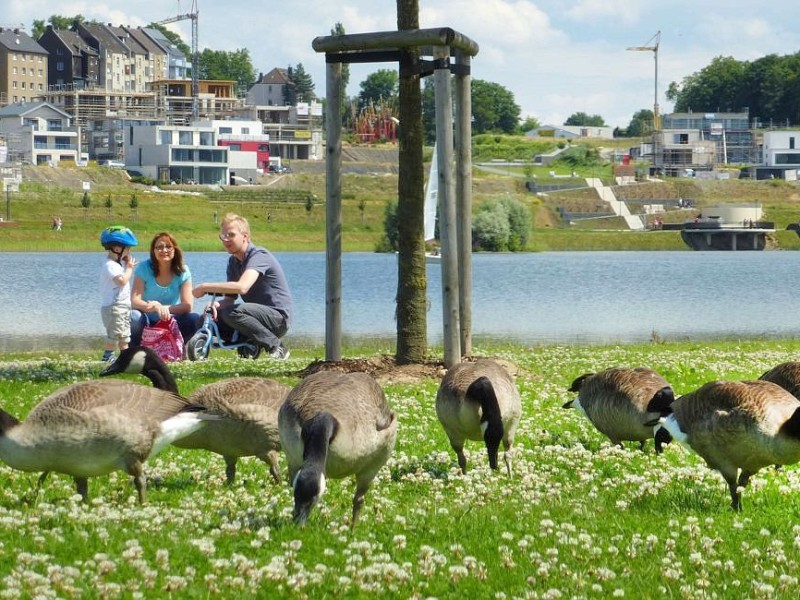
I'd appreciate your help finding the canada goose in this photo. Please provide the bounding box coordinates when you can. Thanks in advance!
[278,370,398,526]
[563,367,669,452]
[0,379,208,503]
[759,361,800,399]
[647,380,800,510]
[435,359,522,476]
[101,346,289,484]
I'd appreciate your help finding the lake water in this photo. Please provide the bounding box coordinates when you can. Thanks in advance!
[1,251,798,351]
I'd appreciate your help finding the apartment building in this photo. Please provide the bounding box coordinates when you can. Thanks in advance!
[0,28,48,107]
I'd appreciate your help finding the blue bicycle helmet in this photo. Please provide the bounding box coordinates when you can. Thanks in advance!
[100,225,138,249]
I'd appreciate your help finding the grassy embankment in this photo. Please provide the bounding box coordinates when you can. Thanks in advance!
[2,339,800,596]
[4,136,800,252]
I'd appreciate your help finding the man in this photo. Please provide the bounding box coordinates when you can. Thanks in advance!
[193,212,293,359]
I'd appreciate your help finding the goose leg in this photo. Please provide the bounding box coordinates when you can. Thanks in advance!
[224,456,237,485]
[503,441,513,477]
[129,462,146,504]
[36,471,50,494]
[723,471,742,511]
[738,471,752,489]
[265,450,281,484]
[74,477,89,502]
[351,483,369,527]
[450,441,467,474]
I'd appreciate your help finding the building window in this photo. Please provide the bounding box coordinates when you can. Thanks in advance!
[791,137,795,150]
[219,127,232,134]
[56,61,65,72]
[12,67,17,75]
[178,131,193,145]
[241,127,249,135]
[199,132,214,145]
[159,130,171,144]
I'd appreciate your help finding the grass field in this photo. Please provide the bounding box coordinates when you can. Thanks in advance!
[2,340,800,597]
[4,153,800,253]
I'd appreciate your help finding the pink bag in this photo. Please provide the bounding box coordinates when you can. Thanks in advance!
[141,318,185,362]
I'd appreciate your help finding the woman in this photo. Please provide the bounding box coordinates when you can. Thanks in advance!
[130,232,200,348]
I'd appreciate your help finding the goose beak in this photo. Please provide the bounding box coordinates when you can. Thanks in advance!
[562,399,574,409]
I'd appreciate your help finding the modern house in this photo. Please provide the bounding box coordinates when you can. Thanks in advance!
[194,118,269,178]
[0,28,48,107]
[124,123,228,184]
[527,124,615,139]
[0,101,80,165]
[748,130,800,180]
[660,111,756,169]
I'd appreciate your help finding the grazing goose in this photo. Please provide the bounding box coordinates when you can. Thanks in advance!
[647,380,800,510]
[278,370,398,526]
[101,346,289,484]
[563,367,669,452]
[759,361,800,399]
[435,359,522,475]
[0,379,208,503]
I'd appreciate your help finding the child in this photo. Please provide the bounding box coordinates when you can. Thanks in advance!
[99,226,138,361]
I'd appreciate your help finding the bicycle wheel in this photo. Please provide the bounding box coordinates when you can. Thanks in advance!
[186,331,210,361]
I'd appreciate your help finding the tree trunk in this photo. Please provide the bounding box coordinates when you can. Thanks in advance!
[395,0,427,364]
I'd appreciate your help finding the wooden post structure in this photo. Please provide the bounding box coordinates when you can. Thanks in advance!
[454,50,473,356]
[433,45,460,366]
[325,61,343,361]
[313,28,479,364]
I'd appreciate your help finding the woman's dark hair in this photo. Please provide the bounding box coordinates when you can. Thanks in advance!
[148,232,186,276]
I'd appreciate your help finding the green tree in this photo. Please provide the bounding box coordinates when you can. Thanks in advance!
[104,194,113,218]
[81,192,91,222]
[129,193,138,221]
[305,194,314,222]
[290,63,316,103]
[564,112,606,126]
[517,116,541,135]
[666,56,747,114]
[421,78,436,144]
[359,69,399,111]
[471,79,521,134]
[623,109,654,137]
[380,199,400,251]
[199,48,255,90]
[32,15,88,39]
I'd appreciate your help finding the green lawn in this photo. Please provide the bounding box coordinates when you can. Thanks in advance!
[2,340,800,597]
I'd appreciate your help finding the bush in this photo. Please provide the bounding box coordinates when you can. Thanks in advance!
[473,197,531,251]
[378,199,399,252]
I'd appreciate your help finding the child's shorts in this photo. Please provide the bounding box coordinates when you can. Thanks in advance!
[101,304,131,344]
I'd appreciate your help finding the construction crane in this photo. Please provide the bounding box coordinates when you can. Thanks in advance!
[627,30,661,131]
[156,0,199,120]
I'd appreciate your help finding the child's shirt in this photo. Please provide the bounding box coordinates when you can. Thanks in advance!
[100,258,131,307]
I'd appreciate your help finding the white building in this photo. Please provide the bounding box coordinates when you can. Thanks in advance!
[124,123,228,184]
[753,130,800,180]
[194,119,268,180]
[0,101,80,165]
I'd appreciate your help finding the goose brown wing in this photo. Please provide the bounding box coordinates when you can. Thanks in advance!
[27,380,191,426]
[187,377,288,418]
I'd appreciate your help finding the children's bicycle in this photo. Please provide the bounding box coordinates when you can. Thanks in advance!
[185,295,261,361]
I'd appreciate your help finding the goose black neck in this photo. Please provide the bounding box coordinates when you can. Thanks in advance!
[468,376,503,469]
[301,412,339,467]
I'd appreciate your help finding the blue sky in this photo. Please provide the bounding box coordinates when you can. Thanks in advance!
[5,0,800,128]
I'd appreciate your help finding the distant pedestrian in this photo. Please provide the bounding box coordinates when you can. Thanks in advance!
[267,212,272,223]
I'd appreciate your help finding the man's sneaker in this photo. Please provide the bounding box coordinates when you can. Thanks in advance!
[101,351,115,362]
[269,344,290,360]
